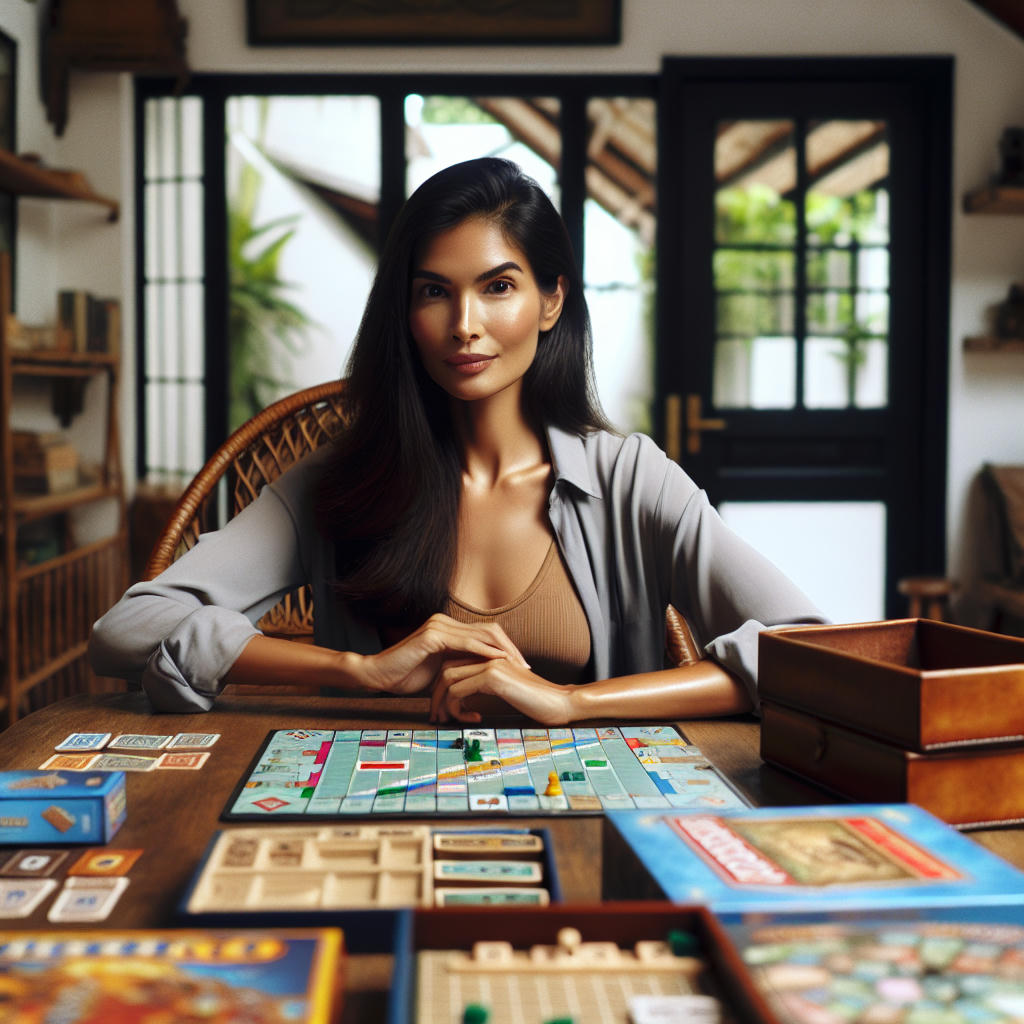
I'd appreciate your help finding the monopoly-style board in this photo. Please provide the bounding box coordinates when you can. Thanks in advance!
[222,726,748,820]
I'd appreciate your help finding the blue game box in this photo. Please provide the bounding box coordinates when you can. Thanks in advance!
[0,770,126,845]
[602,803,1024,914]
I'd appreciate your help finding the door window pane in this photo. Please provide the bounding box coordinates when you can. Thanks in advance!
[714,121,797,409]
[803,120,890,409]
[719,500,886,623]
[585,97,656,434]
[226,95,381,430]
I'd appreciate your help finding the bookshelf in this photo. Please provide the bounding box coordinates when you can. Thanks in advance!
[0,255,128,726]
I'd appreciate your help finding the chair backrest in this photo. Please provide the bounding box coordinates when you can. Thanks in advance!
[144,379,349,641]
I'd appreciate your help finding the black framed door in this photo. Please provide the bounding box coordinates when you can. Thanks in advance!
[657,57,952,620]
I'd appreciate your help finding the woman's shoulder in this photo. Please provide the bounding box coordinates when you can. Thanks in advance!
[266,445,335,513]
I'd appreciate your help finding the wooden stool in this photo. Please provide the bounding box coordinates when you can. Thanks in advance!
[897,576,958,621]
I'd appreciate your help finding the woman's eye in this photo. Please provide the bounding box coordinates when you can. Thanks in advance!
[421,283,446,299]
[487,279,512,294]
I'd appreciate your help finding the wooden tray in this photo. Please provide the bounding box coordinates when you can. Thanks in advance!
[759,619,1024,750]
[387,904,771,1024]
[761,700,1024,828]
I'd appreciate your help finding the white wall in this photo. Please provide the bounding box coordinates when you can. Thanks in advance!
[5,0,1024,605]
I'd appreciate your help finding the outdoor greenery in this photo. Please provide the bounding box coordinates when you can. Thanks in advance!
[227,112,314,432]
[713,183,889,408]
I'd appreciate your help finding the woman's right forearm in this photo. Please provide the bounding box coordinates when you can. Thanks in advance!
[224,634,373,691]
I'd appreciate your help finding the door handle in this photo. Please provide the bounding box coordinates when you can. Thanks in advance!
[685,393,726,455]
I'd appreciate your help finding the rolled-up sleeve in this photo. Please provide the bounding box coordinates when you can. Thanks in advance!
[89,468,312,711]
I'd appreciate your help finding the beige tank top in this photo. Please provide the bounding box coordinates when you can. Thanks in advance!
[446,541,591,685]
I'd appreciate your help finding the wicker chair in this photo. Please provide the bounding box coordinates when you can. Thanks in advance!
[144,379,350,642]
[144,377,702,666]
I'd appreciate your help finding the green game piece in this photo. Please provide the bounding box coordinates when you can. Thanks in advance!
[462,1004,489,1024]
[667,928,700,956]
[465,739,482,762]
[560,771,572,781]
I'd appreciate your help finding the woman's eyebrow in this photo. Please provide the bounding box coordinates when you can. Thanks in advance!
[411,261,524,284]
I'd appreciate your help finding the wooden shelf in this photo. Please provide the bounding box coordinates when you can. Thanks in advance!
[0,149,119,221]
[11,349,117,377]
[964,335,1024,352]
[962,183,1024,214]
[10,482,122,525]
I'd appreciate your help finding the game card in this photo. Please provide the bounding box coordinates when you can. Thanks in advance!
[629,995,721,1024]
[167,732,220,749]
[89,753,158,772]
[154,751,210,770]
[54,732,112,752]
[38,753,98,771]
[433,859,542,884]
[47,876,129,922]
[434,886,549,907]
[67,848,143,877]
[0,878,58,918]
[432,833,544,856]
[108,733,172,750]
[0,849,68,877]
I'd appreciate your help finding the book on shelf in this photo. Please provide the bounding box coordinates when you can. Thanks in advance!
[56,289,120,353]
[12,430,79,493]
[4,313,60,352]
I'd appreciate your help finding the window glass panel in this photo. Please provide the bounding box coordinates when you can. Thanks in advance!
[713,121,797,411]
[714,337,796,409]
[143,96,205,481]
[719,500,886,622]
[803,120,890,410]
[584,97,656,434]
[405,95,560,202]
[226,95,381,430]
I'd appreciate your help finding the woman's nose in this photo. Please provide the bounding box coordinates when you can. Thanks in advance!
[452,294,482,341]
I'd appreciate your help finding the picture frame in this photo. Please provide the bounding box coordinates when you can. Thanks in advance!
[246,0,621,47]
[0,28,15,283]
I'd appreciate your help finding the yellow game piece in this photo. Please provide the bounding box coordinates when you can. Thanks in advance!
[544,771,562,797]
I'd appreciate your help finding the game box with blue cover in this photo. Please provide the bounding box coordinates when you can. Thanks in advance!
[220,725,748,820]
[602,803,1024,914]
[0,770,125,845]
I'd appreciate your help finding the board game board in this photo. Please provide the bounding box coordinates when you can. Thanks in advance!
[222,725,748,820]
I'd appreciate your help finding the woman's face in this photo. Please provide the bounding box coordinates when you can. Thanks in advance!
[408,217,565,406]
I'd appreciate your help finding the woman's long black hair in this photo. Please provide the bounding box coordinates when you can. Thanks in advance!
[316,156,610,628]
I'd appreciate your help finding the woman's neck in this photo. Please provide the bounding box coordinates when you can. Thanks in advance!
[449,389,547,486]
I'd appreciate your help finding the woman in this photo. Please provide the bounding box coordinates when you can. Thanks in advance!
[90,157,824,718]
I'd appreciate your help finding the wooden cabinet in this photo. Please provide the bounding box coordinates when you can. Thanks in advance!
[0,257,128,726]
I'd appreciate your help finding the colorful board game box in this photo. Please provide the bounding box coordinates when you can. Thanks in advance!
[0,928,342,1024]
[718,903,1024,1024]
[0,771,125,845]
[178,825,560,953]
[222,726,748,820]
[602,803,1024,914]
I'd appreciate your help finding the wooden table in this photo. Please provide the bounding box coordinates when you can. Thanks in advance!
[3,691,1024,1020]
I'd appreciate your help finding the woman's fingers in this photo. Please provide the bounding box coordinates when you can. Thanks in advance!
[368,614,528,694]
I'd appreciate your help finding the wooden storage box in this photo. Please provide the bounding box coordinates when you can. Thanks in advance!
[760,701,1024,828]
[759,618,1024,751]
[387,904,769,1024]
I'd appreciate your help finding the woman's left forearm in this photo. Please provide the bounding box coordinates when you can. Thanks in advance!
[567,661,753,721]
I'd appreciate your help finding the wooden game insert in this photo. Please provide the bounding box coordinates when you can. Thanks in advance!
[186,826,552,915]
[414,922,713,1024]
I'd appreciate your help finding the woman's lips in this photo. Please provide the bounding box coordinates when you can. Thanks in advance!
[444,353,496,374]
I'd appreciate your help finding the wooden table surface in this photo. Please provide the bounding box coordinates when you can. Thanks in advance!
[4,691,1024,1021]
